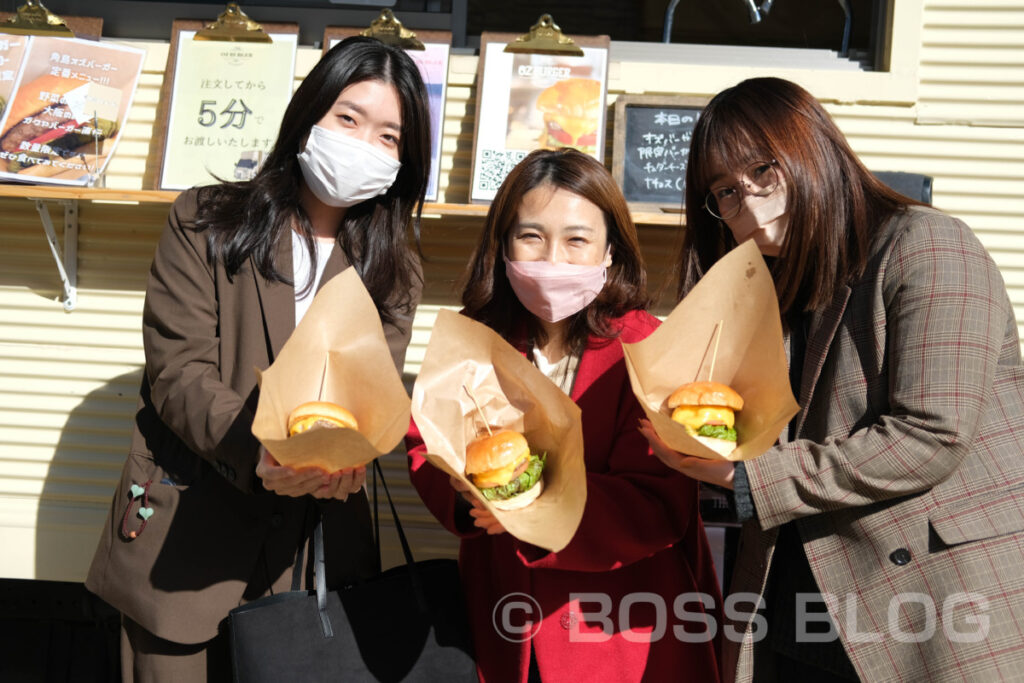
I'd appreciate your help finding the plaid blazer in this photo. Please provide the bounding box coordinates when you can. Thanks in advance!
[724,207,1024,682]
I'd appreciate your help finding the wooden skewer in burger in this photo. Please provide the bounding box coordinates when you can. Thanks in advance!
[667,320,744,457]
[462,385,546,510]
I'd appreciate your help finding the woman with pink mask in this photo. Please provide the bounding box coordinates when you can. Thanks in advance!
[641,77,1024,682]
[407,148,722,683]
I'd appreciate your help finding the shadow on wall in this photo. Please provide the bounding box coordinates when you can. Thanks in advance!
[1,370,143,682]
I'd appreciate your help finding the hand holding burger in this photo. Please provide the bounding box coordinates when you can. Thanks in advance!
[667,381,743,457]
[465,429,545,510]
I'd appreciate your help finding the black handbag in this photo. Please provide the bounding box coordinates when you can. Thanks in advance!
[228,460,477,682]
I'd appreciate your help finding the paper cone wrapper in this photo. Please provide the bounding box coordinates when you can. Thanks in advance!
[411,309,586,553]
[252,269,411,471]
[623,239,798,461]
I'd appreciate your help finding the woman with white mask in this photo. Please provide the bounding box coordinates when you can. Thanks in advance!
[87,36,430,681]
[406,148,723,683]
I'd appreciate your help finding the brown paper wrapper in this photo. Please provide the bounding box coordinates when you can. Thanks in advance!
[623,239,799,461]
[252,269,411,471]
[411,309,586,553]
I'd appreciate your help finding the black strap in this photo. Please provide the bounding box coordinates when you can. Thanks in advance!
[373,459,415,566]
[310,459,429,632]
[372,461,382,573]
[313,520,334,638]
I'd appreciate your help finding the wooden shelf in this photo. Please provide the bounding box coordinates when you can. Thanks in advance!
[0,185,686,226]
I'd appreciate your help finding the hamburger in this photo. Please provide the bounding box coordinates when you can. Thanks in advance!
[465,429,545,510]
[535,77,601,155]
[668,381,744,457]
[287,401,358,436]
[0,74,118,177]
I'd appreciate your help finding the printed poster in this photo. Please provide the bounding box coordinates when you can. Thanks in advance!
[471,41,608,203]
[0,32,29,119]
[329,37,449,203]
[0,35,144,185]
[159,31,297,190]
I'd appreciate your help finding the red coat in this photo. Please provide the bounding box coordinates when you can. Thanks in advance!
[407,310,722,683]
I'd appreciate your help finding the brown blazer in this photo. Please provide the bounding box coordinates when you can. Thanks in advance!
[86,189,422,644]
[724,207,1024,681]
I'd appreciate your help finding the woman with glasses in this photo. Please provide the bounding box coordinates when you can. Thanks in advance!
[641,77,1024,682]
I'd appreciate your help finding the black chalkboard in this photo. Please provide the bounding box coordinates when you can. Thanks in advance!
[612,95,707,211]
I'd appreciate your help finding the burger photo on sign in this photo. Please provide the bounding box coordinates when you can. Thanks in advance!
[622,240,799,462]
[0,75,120,178]
[534,77,601,155]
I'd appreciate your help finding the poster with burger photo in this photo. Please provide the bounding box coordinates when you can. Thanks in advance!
[251,268,413,473]
[410,309,587,553]
[0,35,143,185]
[622,239,799,461]
[469,30,608,203]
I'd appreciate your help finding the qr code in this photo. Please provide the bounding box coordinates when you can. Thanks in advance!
[478,149,527,192]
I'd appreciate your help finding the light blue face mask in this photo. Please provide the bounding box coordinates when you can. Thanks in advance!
[297,125,401,208]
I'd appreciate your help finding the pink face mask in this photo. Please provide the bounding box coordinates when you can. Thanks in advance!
[503,255,608,323]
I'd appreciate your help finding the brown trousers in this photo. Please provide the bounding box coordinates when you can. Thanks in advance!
[121,615,231,683]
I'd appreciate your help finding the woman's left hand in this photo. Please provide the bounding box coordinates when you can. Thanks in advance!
[638,419,736,490]
[312,465,367,501]
[450,475,507,535]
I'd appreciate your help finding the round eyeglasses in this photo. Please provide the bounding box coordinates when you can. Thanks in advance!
[703,160,780,220]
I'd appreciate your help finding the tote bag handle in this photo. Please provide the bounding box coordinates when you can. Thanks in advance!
[310,458,428,638]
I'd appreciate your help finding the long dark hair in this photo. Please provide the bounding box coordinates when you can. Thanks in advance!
[195,36,430,323]
[461,148,650,353]
[679,77,922,314]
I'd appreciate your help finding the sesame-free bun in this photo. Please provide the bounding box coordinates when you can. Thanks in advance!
[465,430,529,475]
[287,401,358,435]
[491,478,544,511]
[668,381,744,411]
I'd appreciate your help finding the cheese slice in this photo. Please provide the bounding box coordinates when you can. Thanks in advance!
[471,455,528,489]
[670,406,735,434]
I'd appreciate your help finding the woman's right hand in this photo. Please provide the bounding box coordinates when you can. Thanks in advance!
[256,445,330,497]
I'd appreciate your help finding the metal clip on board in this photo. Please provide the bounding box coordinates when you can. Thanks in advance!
[360,9,425,50]
[503,13,584,56]
[194,2,272,43]
[1,0,74,37]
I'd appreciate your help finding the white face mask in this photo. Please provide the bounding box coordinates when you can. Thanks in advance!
[297,125,402,208]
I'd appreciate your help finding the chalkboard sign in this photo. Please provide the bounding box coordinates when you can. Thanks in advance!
[612,95,707,212]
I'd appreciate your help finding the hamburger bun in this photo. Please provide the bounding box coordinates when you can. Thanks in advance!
[287,401,358,436]
[465,430,529,476]
[668,381,744,411]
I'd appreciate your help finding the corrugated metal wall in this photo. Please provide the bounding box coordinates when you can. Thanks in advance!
[2,0,1023,580]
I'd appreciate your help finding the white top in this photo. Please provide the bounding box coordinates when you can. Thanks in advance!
[292,231,335,325]
[531,347,580,396]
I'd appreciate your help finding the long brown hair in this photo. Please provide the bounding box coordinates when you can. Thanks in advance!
[195,36,430,324]
[461,148,650,352]
[679,77,921,313]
